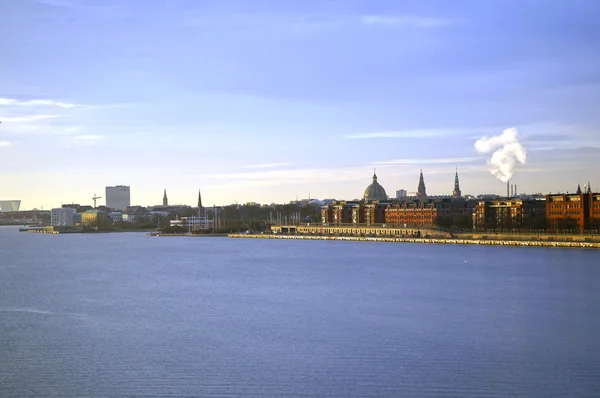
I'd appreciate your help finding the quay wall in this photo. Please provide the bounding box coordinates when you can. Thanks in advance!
[228,233,600,249]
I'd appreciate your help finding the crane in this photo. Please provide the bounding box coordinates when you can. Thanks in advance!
[92,194,102,208]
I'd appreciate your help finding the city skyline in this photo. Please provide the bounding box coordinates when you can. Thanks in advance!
[1,0,599,209]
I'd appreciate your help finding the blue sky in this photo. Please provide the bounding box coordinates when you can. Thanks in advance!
[1,0,599,209]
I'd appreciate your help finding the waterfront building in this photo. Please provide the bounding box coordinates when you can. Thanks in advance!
[474,198,546,232]
[363,171,388,202]
[385,200,437,227]
[50,207,76,226]
[396,189,407,199]
[417,170,427,198]
[170,216,213,231]
[81,209,107,227]
[73,212,82,225]
[105,185,131,210]
[546,190,600,233]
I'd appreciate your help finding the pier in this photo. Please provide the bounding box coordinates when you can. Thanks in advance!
[228,233,600,249]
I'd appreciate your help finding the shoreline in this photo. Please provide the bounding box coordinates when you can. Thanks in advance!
[228,233,600,249]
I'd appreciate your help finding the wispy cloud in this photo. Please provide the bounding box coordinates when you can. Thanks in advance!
[0,98,80,108]
[0,114,61,123]
[185,13,457,33]
[244,162,296,169]
[345,129,455,139]
[0,141,10,148]
[373,157,483,166]
[360,15,456,28]
[73,134,104,141]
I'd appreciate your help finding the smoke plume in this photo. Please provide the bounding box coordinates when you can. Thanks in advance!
[474,127,526,182]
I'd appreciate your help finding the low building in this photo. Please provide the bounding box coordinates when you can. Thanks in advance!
[546,191,600,233]
[108,212,123,223]
[50,207,76,226]
[474,198,546,232]
[169,216,213,231]
[81,209,107,227]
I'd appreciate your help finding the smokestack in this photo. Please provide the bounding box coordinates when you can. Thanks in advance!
[515,184,517,196]
[507,181,510,197]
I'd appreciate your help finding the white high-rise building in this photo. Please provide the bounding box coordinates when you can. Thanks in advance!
[396,189,407,199]
[105,185,131,210]
[51,207,76,226]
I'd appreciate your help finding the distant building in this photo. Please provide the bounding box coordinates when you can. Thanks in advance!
[108,212,123,223]
[396,190,407,199]
[163,189,168,207]
[50,207,76,226]
[82,209,107,227]
[170,216,213,231]
[474,198,546,232]
[105,185,131,210]
[417,170,428,198]
[546,190,600,233]
[364,171,388,202]
[0,200,21,212]
[452,169,462,198]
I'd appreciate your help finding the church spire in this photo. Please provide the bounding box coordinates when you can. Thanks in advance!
[163,189,168,207]
[197,189,203,209]
[417,169,427,198]
[576,184,582,195]
[452,168,462,198]
[588,181,592,194]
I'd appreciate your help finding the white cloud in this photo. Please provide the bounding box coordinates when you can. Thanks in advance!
[0,98,79,108]
[345,129,454,139]
[0,141,10,147]
[372,157,483,166]
[0,114,61,123]
[244,162,296,169]
[360,15,455,28]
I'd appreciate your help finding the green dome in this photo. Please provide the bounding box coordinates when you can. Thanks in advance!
[364,172,387,202]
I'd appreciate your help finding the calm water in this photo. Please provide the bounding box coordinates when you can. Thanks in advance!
[1,226,599,397]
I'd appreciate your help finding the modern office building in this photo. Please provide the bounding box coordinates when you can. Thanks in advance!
[0,200,21,212]
[396,190,407,200]
[50,207,76,226]
[105,185,131,210]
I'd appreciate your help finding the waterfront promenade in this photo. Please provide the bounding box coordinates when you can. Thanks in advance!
[228,233,600,249]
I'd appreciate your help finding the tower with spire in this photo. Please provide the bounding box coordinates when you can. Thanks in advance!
[576,184,582,195]
[163,189,168,207]
[417,170,427,198]
[452,168,462,198]
[197,189,203,217]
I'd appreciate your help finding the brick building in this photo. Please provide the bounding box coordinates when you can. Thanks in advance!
[474,198,546,232]
[546,191,600,233]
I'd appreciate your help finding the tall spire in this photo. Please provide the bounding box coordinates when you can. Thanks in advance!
[452,168,462,198]
[373,168,377,182]
[163,189,168,207]
[417,169,427,198]
[576,184,582,195]
[588,181,592,194]
[197,189,203,209]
